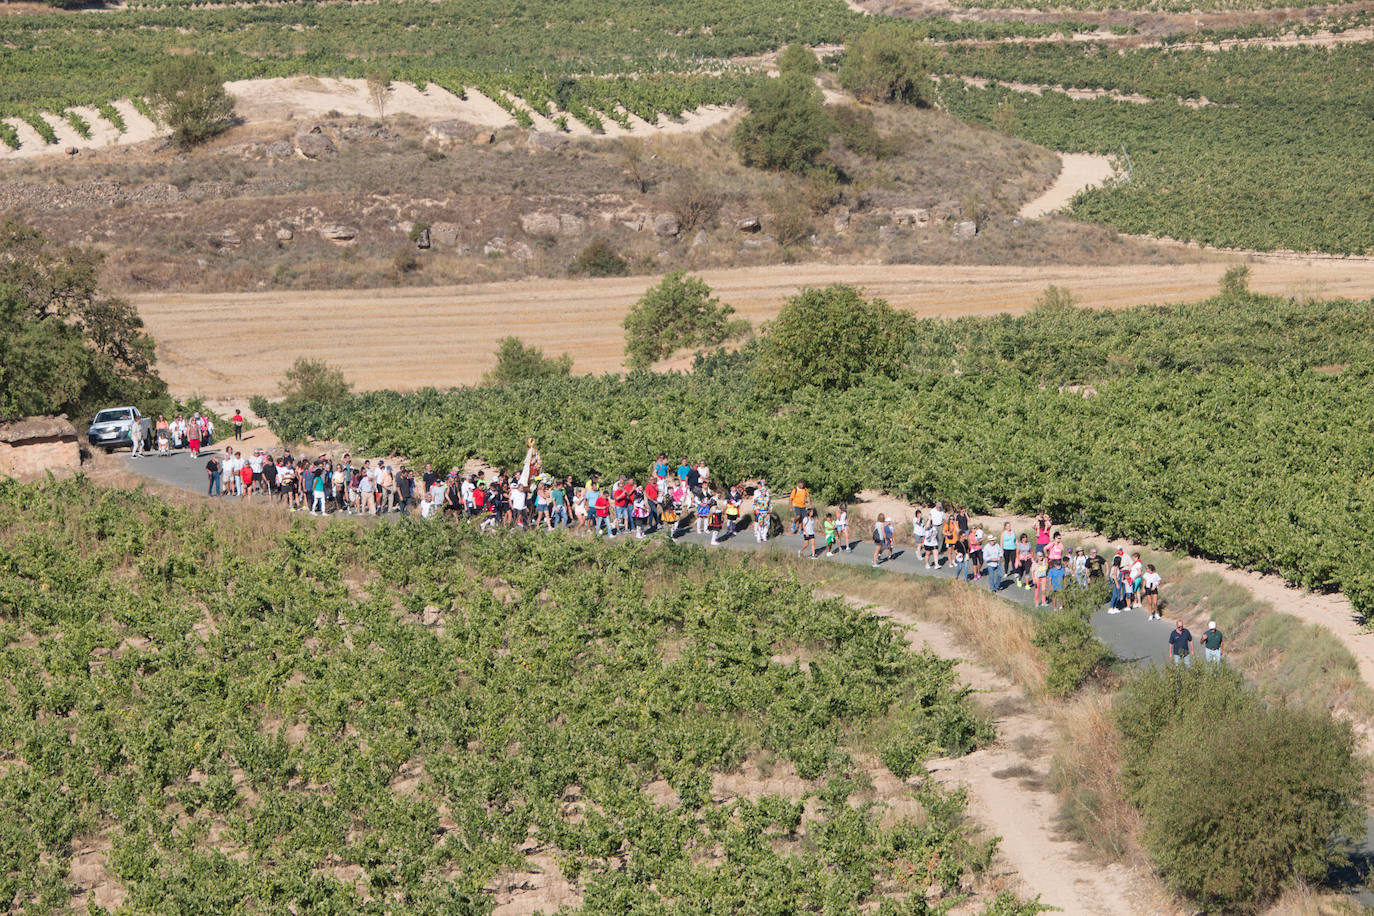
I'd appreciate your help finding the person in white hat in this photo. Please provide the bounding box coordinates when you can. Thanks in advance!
[1201,621,1224,663]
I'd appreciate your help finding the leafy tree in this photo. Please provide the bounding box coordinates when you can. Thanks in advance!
[484,337,573,385]
[623,271,749,370]
[777,42,820,77]
[365,69,391,123]
[732,73,830,173]
[1118,665,1366,911]
[147,55,236,149]
[278,358,353,407]
[754,284,909,397]
[0,221,165,419]
[838,25,935,106]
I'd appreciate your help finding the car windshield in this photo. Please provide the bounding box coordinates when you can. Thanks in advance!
[93,409,132,423]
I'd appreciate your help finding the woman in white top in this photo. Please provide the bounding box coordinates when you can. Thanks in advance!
[836,506,850,553]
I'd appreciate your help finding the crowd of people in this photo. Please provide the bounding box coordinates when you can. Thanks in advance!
[129,413,216,459]
[176,433,1169,617]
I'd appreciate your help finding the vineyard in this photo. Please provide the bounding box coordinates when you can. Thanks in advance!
[257,286,1374,619]
[936,42,1374,254]
[0,478,1040,913]
[0,0,1083,145]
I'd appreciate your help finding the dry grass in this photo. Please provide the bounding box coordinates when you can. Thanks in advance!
[1048,689,1142,864]
[777,560,1046,695]
[0,104,1181,302]
[1263,883,1368,916]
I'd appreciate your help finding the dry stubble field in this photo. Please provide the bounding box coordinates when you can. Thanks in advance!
[139,258,1374,398]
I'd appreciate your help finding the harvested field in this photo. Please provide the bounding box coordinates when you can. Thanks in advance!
[136,258,1374,397]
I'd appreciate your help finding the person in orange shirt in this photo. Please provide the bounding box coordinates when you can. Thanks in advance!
[789,481,810,534]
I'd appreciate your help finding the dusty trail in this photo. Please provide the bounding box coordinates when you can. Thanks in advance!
[137,259,1374,398]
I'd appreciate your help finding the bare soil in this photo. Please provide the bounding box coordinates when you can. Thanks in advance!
[135,257,1374,398]
[858,599,1175,915]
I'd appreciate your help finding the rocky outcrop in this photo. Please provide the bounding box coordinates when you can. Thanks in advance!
[0,416,80,478]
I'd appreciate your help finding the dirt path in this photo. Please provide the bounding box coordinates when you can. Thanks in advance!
[862,601,1170,916]
[1018,152,1119,219]
[135,259,1374,398]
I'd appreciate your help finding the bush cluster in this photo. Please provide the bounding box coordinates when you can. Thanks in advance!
[1116,665,1365,911]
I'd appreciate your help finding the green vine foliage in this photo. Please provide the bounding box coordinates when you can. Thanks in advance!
[261,288,1374,617]
[0,477,1032,914]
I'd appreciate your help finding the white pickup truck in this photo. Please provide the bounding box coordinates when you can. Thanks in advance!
[87,407,153,453]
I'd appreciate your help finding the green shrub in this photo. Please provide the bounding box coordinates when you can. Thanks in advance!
[1031,601,1112,698]
[569,238,628,277]
[277,357,352,407]
[838,24,935,107]
[146,56,236,149]
[777,42,821,77]
[754,284,908,399]
[1139,702,1364,910]
[829,104,897,159]
[623,271,748,370]
[484,336,573,386]
[1117,666,1366,911]
[732,73,830,173]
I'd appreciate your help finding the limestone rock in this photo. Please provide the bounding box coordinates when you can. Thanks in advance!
[893,207,929,227]
[275,227,294,242]
[559,213,585,236]
[692,230,708,247]
[878,224,898,243]
[483,237,508,256]
[473,130,495,145]
[521,211,562,237]
[511,242,534,260]
[736,217,761,233]
[218,229,242,246]
[431,222,460,248]
[427,120,467,145]
[652,213,680,237]
[832,208,851,232]
[318,225,357,242]
[264,139,294,159]
[294,132,337,160]
[951,220,978,241]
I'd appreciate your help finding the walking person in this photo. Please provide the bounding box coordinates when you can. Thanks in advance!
[836,504,852,553]
[205,452,221,497]
[310,471,329,516]
[799,508,817,559]
[872,513,888,567]
[1168,619,1194,667]
[983,536,1002,592]
[789,481,810,534]
[1201,620,1224,663]
[1143,564,1163,619]
[130,422,145,459]
[751,481,771,543]
[231,409,244,441]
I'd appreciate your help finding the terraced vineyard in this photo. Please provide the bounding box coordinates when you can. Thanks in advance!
[0,0,1078,144]
[0,478,1034,914]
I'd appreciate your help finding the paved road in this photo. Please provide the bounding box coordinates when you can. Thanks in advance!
[119,447,1173,668]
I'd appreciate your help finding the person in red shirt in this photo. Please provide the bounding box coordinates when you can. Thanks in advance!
[644,478,659,532]
[594,489,611,536]
[231,410,245,441]
[238,454,253,500]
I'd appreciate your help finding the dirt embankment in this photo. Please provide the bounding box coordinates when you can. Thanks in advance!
[135,258,1374,399]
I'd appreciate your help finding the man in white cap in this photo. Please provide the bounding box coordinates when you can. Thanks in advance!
[1201,621,1224,663]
